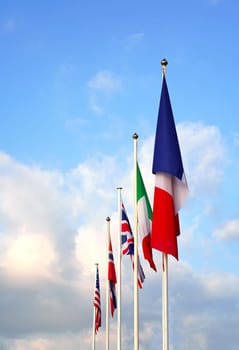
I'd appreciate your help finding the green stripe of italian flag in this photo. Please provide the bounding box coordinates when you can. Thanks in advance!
[137,162,157,271]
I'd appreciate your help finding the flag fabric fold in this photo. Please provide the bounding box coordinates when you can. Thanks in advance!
[121,202,145,288]
[137,162,157,271]
[151,75,188,260]
[93,265,101,333]
[108,239,117,317]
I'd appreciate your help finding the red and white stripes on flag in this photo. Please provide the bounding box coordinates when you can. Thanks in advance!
[93,265,101,333]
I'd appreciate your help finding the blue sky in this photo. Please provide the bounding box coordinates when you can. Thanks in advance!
[0,1,239,349]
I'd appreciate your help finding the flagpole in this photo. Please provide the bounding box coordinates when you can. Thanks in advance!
[117,187,122,350]
[92,306,96,350]
[106,217,110,350]
[162,252,169,350]
[161,58,169,350]
[133,133,139,350]
[92,263,99,350]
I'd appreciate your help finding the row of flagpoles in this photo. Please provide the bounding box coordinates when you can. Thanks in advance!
[92,59,189,350]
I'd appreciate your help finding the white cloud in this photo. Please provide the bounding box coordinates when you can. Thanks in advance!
[205,272,239,298]
[232,131,239,146]
[88,70,122,114]
[75,223,107,276]
[88,70,122,92]
[0,120,238,349]
[1,332,93,350]
[177,122,226,197]
[88,92,104,114]
[66,154,118,220]
[0,152,65,230]
[213,219,239,240]
[1,233,58,281]
[168,262,239,350]
[0,152,72,284]
[138,122,227,203]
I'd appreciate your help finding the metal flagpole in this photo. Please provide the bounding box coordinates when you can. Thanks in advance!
[161,58,169,350]
[92,263,98,350]
[132,133,139,350]
[106,217,110,350]
[117,187,122,350]
[162,253,169,350]
[92,306,96,350]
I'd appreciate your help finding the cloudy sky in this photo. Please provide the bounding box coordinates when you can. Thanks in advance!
[0,0,239,349]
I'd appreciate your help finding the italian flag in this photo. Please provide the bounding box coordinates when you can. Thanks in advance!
[137,162,157,271]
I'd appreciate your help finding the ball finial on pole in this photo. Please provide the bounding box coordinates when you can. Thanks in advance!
[161,58,168,76]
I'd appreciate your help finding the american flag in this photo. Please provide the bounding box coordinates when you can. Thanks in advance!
[108,239,117,317]
[93,265,101,333]
[121,202,145,288]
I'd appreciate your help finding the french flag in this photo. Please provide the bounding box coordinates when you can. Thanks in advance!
[151,76,188,260]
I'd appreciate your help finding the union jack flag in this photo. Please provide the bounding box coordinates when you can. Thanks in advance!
[93,265,101,333]
[121,202,145,288]
[108,238,117,317]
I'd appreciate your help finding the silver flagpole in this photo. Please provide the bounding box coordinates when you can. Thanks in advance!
[161,58,169,350]
[133,133,139,350]
[117,187,122,350]
[162,252,169,350]
[106,217,110,350]
[92,305,96,350]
